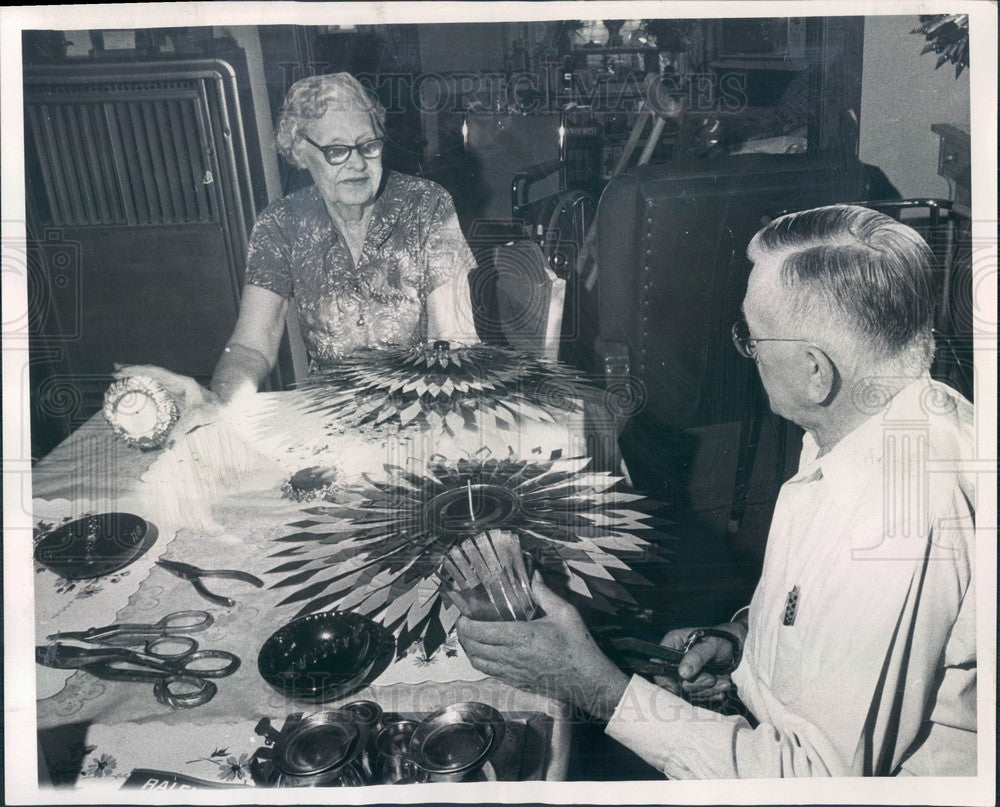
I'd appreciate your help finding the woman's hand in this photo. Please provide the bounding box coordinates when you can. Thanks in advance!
[113,364,221,443]
[654,622,746,703]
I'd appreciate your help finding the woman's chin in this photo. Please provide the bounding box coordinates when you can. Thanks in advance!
[334,181,375,206]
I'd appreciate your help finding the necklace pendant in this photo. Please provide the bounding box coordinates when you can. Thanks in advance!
[357,314,365,327]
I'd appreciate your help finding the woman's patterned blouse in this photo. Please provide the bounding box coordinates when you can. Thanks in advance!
[244,171,475,369]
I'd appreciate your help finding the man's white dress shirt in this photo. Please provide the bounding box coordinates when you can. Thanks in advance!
[605,376,976,777]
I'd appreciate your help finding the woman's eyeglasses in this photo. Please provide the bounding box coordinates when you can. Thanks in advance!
[731,319,811,360]
[302,135,385,166]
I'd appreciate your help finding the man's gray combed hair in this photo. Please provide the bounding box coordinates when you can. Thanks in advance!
[275,73,387,166]
[748,204,940,364]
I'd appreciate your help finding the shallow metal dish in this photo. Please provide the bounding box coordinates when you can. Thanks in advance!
[273,709,366,778]
[34,513,155,580]
[257,612,395,703]
[407,702,505,775]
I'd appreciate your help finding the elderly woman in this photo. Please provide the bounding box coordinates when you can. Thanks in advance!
[210,72,478,403]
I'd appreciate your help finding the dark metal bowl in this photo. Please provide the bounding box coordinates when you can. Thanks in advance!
[34,513,155,580]
[257,612,395,703]
[408,702,505,776]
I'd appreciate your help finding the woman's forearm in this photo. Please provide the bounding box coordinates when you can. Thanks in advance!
[210,342,272,403]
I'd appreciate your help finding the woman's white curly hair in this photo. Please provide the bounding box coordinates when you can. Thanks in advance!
[275,73,386,167]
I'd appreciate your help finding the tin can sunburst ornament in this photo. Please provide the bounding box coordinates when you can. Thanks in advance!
[265,450,656,657]
[267,341,595,437]
[912,14,969,77]
[103,375,180,450]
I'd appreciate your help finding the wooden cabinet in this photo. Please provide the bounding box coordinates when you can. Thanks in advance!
[705,16,865,155]
[24,59,257,458]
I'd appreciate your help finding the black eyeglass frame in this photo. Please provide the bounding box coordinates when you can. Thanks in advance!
[301,134,385,166]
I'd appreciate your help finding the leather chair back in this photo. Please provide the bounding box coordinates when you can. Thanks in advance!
[595,153,871,430]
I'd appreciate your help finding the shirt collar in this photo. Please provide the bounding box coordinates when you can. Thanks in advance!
[791,374,935,485]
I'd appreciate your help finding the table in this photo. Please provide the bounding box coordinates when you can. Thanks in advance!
[32,392,589,791]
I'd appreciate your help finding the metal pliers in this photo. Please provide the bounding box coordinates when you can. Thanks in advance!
[156,559,264,607]
[608,629,742,678]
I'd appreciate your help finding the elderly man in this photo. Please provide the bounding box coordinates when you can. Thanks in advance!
[457,205,976,777]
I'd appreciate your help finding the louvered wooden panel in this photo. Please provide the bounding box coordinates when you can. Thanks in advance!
[25,58,256,278]
[24,60,259,458]
[26,81,219,226]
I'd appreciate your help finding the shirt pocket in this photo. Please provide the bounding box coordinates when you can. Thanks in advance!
[769,619,805,700]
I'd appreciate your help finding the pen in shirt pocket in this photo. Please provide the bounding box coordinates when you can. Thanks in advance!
[783,585,800,626]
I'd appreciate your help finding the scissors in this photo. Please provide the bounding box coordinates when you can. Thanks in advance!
[47,609,214,644]
[39,611,240,708]
[156,559,264,607]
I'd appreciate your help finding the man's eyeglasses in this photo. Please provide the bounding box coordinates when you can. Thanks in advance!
[731,319,811,360]
[302,135,385,166]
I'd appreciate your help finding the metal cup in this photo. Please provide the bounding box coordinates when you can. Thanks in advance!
[340,700,383,780]
[375,753,428,785]
[371,719,427,785]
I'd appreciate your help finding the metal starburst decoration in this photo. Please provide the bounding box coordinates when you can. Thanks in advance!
[912,15,969,77]
[264,451,656,657]
[264,342,595,437]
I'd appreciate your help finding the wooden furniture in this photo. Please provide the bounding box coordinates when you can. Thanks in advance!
[706,16,864,155]
[23,59,257,458]
[931,123,971,209]
[548,17,865,169]
[860,198,973,402]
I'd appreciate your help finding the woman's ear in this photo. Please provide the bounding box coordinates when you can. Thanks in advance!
[804,345,837,404]
[290,142,308,171]
[286,131,308,170]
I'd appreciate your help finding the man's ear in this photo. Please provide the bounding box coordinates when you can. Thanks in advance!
[803,346,837,404]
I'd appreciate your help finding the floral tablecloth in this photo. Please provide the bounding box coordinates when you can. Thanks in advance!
[32,398,578,790]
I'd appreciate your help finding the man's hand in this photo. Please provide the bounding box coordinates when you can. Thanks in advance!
[113,364,221,443]
[654,622,746,702]
[456,575,629,720]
